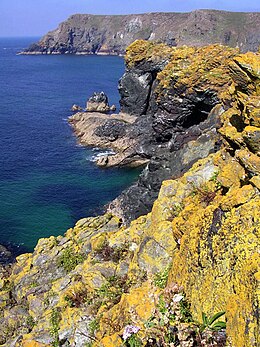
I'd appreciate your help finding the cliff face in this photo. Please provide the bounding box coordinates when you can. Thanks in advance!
[23,10,260,55]
[0,43,259,347]
[70,41,256,225]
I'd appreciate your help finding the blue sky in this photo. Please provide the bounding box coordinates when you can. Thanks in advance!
[0,0,259,37]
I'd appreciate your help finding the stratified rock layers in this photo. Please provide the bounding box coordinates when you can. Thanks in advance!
[0,44,259,346]
[22,10,260,55]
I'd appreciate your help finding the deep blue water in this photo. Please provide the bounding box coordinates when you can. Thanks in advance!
[0,37,139,253]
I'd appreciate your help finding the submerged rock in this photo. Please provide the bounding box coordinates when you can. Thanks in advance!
[0,244,12,264]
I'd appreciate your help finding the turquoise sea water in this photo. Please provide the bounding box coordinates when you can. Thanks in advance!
[0,37,140,255]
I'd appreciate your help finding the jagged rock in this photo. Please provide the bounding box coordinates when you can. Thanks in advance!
[119,71,153,115]
[86,91,110,113]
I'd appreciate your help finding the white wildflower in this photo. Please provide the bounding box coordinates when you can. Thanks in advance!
[172,294,184,303]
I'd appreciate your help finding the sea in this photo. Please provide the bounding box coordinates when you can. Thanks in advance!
[0,37,140,257]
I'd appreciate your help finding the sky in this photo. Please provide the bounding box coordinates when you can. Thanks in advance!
[0,0,259,37]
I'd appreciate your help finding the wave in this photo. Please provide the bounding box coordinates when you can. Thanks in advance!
[88,149,116,162]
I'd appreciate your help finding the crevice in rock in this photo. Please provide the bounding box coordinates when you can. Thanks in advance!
[229,114,246,132]
[182,100,215,128]
[142,71,157,116]
[207,208,224,263]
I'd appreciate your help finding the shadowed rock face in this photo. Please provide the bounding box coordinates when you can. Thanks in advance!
[22,10,260,55]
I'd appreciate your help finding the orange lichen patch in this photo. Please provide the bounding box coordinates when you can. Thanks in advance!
[216,160,245,189]
[97,281,159,339]
[234,52,260,79]
[226,252,260,347]
[220,184,257,211]
[242,125,260,154]
[250,175,260,190]
[243,96,260,126]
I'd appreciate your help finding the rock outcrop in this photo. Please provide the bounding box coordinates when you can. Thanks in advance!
[21,10,260,55]
[70,41,258,224]
[0,42,259,347]
[86,92,115,113]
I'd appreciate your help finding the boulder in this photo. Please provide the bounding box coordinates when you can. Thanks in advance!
[71,104,83,112]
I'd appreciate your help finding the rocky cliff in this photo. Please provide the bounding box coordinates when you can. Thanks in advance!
[0,42,259,347]
[69,41,255,224]
[22,10,260,55]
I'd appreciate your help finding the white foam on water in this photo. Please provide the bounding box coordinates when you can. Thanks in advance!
[88,149,116,162]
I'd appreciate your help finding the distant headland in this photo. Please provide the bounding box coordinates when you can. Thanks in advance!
[21,10,260,55]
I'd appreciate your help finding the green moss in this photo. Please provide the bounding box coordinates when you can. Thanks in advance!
[89,317,100,336]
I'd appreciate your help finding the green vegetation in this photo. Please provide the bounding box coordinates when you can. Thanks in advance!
[57,247,84,272]
[95,275,130,308]
[89,317,100,336]
[124,334,142,347]
[210,170,222,189]
[199,311,226,332]
[50,308,61,347]
[29,281,39,288]
[154,265,171,289]
[179,294,193,323]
